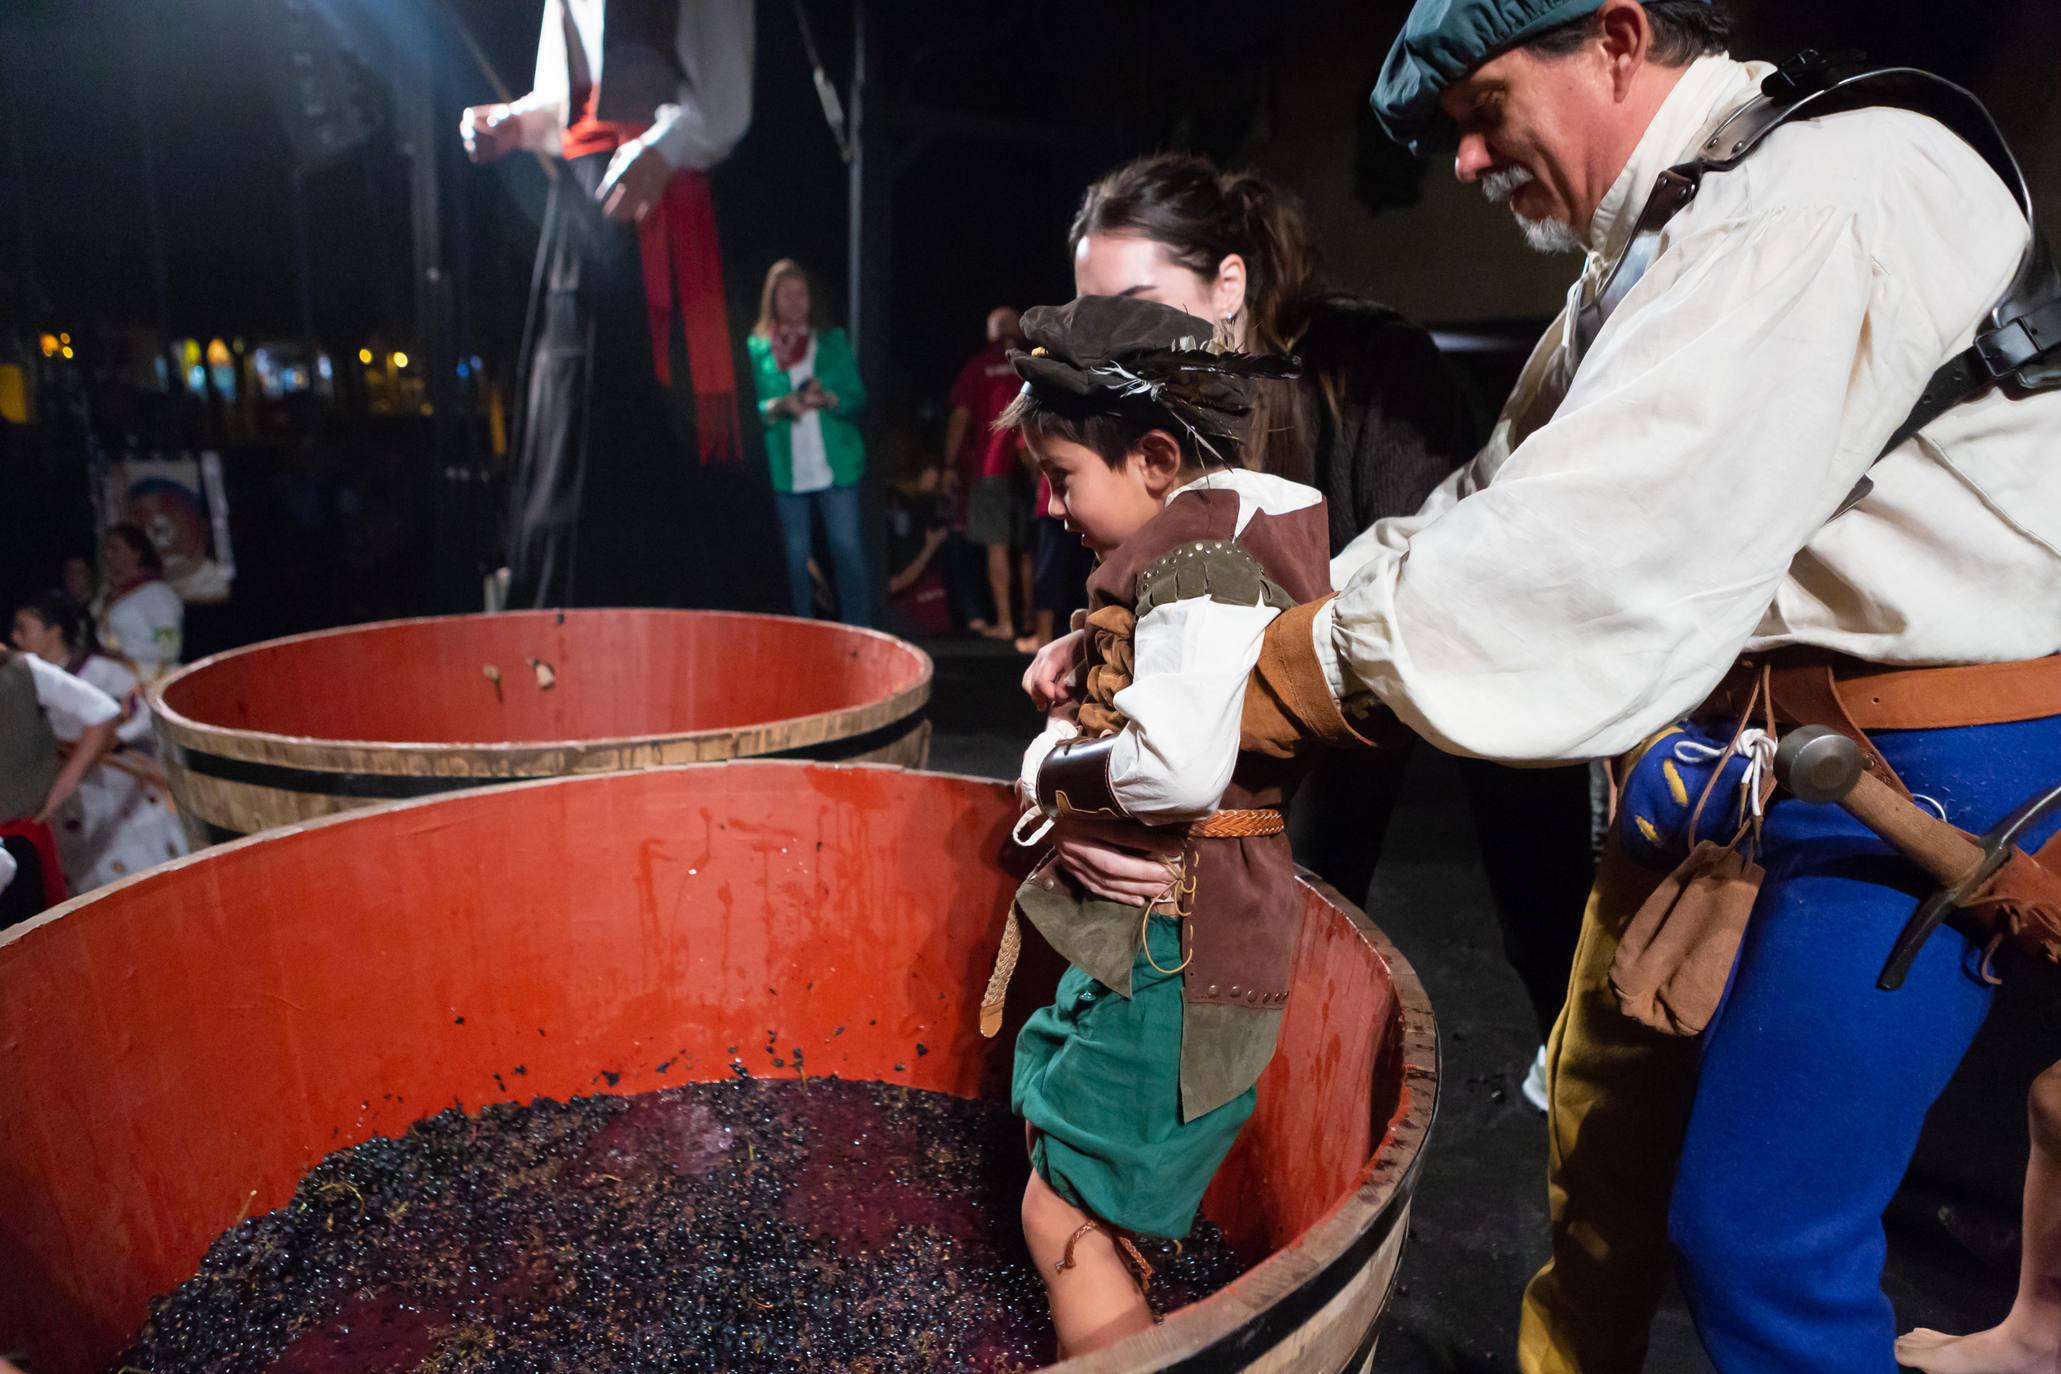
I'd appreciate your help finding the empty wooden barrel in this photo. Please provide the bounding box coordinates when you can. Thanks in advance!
[150,610,932,843]
[0,763,1436,1373]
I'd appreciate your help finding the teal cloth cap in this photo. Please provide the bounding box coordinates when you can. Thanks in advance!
[1371,0,1710,155]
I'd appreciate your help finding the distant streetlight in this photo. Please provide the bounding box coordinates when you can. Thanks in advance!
[391,351,410,369]
[358,347,374,365]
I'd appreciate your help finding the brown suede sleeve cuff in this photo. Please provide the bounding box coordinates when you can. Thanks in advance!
[1241,595,1402,755]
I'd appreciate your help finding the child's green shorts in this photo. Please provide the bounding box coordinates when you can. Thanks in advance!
[1011,914,1257,1239]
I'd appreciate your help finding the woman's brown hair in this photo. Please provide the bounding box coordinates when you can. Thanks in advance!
[752,258,818,339]
[1069,154,1324,479]
[104,522,164,577]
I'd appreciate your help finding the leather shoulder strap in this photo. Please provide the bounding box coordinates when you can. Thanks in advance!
[1573,54,2060,485]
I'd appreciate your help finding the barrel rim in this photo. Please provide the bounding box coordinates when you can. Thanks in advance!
[148,610,934,775]
[1,761,1439,1371]
[1053,867,1440,1373]
[0,761,961,950]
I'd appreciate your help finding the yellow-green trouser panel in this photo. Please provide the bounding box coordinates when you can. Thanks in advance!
[1518,838,1700,1374]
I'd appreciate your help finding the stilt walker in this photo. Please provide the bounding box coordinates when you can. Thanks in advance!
[461,0,753,609]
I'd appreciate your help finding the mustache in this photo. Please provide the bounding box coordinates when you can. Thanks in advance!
[1480,165,1534,205]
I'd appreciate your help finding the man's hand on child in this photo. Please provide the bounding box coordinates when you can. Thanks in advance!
[1051,815,1182,906]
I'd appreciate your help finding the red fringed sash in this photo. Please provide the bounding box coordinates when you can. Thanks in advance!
[639,170,742,465]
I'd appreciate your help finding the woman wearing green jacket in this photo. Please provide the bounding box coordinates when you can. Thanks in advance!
[748,259,870,625]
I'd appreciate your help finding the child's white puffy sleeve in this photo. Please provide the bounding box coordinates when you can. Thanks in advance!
[1102,594,1276,822]
[1025,540,1282,827]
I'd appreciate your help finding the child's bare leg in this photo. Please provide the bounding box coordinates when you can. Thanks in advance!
[1021,1171,1154,1356]
[1897,1060,2061,1373]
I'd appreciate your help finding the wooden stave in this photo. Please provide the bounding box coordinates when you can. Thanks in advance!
[1060,870,1439,1374]
[149,611,934,843]
[1,765,1435,1372]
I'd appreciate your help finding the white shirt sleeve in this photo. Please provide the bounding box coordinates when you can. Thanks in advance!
[505,0,571,155]
[1018,714,1077,802]
[1322,204,1922,762]
[81,657,152,749]
[1104,596,1279,822]
[106,584,184,682]
[26,654,120,730]
[642,0,754,171]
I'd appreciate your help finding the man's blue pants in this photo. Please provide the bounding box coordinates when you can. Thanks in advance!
[1671,713,2061,1370]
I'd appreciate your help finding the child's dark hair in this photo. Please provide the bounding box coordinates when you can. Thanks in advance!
[995,386,1237,472]
[16,591,83,649]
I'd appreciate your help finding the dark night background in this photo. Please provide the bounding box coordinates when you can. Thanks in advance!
[3,0,2057,642]
[1,3,2057,1369]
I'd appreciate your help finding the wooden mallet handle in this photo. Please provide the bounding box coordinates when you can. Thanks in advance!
[1776,725,1986,888]
[1839,770,1985,890]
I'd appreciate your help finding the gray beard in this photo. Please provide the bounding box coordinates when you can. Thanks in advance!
[1482,167,1583,256]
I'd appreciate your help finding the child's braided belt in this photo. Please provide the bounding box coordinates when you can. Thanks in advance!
[1186,807,1284,839]
[976,807,1284,1039]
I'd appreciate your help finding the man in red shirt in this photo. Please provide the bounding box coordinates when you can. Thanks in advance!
[942,307,1034,644]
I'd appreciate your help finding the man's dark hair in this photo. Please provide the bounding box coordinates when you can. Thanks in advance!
[1526,1,1730,66]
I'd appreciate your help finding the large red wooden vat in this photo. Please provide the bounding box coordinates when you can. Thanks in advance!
[150,610,933,843]
[0,764,1435,1373]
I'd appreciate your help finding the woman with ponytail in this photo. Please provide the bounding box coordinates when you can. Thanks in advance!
[1034,153,1595,1084]
[1068,153,1473,550]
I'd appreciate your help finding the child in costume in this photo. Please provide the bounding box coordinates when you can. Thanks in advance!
[979,295,1329,1356]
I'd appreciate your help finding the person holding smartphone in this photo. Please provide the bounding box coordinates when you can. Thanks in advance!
[748,259,872,626]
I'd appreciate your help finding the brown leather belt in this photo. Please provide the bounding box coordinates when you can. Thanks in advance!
[1702,651,2061,732]
[1187,807,1285,839]
[1696,649,2061,795]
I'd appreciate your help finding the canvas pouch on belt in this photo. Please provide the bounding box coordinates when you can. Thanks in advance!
[1608,652,2061,1036]
[1606,708,1773,1037]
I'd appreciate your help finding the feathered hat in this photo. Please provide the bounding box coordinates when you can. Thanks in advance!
[1009,295,1300,464]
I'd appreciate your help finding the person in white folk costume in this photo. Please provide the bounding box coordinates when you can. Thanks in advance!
[0,627,122,924]
[93,523,184,687]
[12,593,189,895]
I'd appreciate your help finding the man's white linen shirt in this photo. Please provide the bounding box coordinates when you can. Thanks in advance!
[1322,55,2061,763]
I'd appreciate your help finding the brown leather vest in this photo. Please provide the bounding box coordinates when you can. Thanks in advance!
[1018,482,1332,1120]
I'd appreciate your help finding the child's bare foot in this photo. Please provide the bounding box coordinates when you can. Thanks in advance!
[980,621,1017,641]
[1014,634,1044,655]
[1897,1321,2061,1374]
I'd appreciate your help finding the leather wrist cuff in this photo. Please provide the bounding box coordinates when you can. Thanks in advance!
[1037,734,1127,819]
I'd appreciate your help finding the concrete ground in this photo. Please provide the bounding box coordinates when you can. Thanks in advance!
[920,635,2021,1373]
